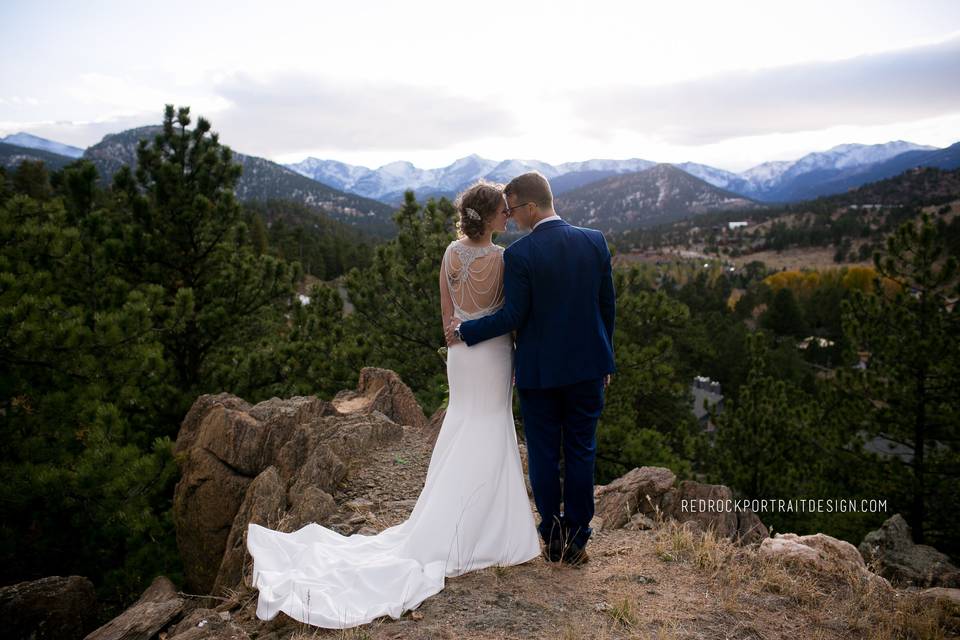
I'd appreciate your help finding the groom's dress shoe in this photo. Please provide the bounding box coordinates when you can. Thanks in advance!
[543,536,564,562]
[561,540,590,567]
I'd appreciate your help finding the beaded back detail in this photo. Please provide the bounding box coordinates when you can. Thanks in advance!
[442,239,505,321]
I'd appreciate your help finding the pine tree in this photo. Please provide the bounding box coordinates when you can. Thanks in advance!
[705,331,842,534]
[109,104,300,410]
[597,266,703,482]
[837,211,960,551]
[249,210,269,257]
[344,191,456,413]
[11,159,52,200]
[0,159,180,616]
[761,286,809,338]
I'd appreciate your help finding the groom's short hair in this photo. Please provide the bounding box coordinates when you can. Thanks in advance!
[505,171,554,211]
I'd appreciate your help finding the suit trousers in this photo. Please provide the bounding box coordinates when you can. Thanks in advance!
[518,376,606,549]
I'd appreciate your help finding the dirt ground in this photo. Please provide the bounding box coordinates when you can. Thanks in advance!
[221,423,959,640]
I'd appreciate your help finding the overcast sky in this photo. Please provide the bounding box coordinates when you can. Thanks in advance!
[2,0,959,172]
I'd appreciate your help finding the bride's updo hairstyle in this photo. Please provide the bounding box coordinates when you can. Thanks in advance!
[453,179,504,240]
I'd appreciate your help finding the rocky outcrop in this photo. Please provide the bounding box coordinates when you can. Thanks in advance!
[0,575,97,640]
[332,367,428,429]
[166,608,251,639]
[858,513,960,587]
[84,576,185,640]
[212,466,287,599]
[51,366,952,638]
[761,533,893,591]
[593,466,768,545]
[594,466,676,529]
[918,587,960,606]
[172,371,421,595]
[662,480,768,545]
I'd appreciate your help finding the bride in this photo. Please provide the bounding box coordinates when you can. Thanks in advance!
[246,180,542,628]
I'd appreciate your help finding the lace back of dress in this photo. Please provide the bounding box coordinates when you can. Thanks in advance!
[443,240,505,321]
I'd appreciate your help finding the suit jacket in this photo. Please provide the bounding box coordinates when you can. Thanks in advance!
[457,218,616,389]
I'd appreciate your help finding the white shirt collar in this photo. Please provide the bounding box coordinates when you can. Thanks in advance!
[532,214,562,230]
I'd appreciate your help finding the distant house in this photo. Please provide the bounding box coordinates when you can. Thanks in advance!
[856,430,948,464]
[796,336,835,350]
[691,375,723,433]
[727,221,748,230]
[858,431,914,463]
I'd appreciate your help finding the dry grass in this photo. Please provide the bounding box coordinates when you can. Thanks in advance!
[645,514,960,639]
[652,519,736,575]
[606,596,637,628]
[556,619,612,640]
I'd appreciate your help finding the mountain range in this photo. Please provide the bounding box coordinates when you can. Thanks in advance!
[12,126,397,235]
[3,129,959,236]
[555,164,766,232]
[284,140,959,207]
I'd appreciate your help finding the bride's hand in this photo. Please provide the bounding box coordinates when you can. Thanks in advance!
[444,318,462,346]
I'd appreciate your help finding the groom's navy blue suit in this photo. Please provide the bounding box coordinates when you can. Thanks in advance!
[458,217,616,549]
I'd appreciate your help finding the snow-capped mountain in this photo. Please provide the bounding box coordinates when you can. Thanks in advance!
[0,132,85,158]
[738,160,795,193]
[287,157,372,191]
[556,158,654,174]
[675,162,750,193]
[286,153,501,204]
[285,155,654,204]
[737,140,937,200]
[5,125,950,215]
[784,141,933,175]
[286,140,943,206]
[483,159,563,183]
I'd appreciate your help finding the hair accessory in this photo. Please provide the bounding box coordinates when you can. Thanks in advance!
[464,207,480,220]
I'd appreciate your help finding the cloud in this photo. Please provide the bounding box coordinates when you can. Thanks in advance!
[566,34,960,145]
[2,70,520,158]
[203,70,520,156]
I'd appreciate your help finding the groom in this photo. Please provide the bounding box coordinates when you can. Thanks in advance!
[445,170,616,566]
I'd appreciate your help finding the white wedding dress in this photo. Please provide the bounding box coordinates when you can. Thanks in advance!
[246,238,542,628]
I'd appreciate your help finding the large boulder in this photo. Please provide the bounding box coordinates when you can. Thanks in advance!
[167,609,251,639]
[173,370,421,596]
[332,367,427,429]
[918,587,960,607]
[594,466,676,529]
[0,575,97,640]
[858,514,960,587]
[761,532,892,591]
[593,466,768,545]
[84,575,184,640]
[211,466,288,597]
[173,393,253,458]
[662,480,769,545]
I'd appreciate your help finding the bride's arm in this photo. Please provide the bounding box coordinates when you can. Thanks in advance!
[439,249,455,345]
